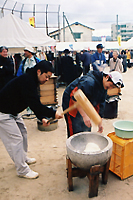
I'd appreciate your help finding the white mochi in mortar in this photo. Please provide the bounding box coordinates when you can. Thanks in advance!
[84,142,100,153]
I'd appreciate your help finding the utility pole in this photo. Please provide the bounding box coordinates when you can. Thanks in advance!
[63,12,65,42]
[58,5,60,42]
[63,12,77,42]
[20,4,24,19]
[46,4,48,36]
[116,14,118,39]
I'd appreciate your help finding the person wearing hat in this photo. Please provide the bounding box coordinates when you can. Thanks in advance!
[62,70,124,138]
[91,44,106,71]
[0,46,15,90]
[16,47,41,76]
[16,47,41,115]
[0,60,63,179]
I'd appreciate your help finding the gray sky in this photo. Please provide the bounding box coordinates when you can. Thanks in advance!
[1,0,133,36]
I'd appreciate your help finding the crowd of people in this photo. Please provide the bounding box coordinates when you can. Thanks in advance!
[2,44,132,87]
[53,45,133,86]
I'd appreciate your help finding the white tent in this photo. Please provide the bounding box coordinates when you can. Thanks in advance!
[0,14,56,49]
[121,38,133,49]
[56,41,123,51]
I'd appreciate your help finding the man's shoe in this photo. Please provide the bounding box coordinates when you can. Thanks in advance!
[19,170,39,179]
[26,157,36,165]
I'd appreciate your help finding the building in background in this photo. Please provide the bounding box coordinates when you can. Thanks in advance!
[49,22,94,42]
[111,23,133,41]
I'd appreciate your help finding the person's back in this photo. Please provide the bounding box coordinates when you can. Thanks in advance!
[121,50,127,72]
[80,51,91,65]
[14,53,22,75]
[80,51,91,75]
[61,49,76,85]
[46,51,54,61]
[109,51,113,60]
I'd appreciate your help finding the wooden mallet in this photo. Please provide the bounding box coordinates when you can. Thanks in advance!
[74,89,102,125]
[47,89,102,125]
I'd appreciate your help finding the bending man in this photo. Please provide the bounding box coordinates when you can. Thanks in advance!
[62,70,124,138]
[0,60,63,179]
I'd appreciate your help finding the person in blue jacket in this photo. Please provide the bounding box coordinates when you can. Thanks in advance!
[80,50,91,75]
[16,47,41,76]
[62,70,124,138]
[91,44,106,71]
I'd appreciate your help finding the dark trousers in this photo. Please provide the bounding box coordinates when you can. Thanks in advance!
[83,64,90,75]
[127,59,131,68]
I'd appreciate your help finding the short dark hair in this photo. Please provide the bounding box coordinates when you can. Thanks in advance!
[103,72,114,83]
[0,46,8,52]
[33,60,54,74]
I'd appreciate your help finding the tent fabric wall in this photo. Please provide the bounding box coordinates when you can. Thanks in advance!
[56,41,122,51]
[0,14,56,48]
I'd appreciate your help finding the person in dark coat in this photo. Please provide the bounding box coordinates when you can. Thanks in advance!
[80,50,91,75]
[73,51,83,78]
[46,50,54,61]
[61,49,76,86]
[0,46,15,90]
[14,53,22,75]
[109,50,113,60]
[121,50,127,73]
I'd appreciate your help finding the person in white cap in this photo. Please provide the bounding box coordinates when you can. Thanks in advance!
[106,71,124,88]
[16,47,41,76]
[62,70,124,137]
[16,47,41,115]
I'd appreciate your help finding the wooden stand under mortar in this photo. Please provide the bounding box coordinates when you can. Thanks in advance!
[66,157,111,198]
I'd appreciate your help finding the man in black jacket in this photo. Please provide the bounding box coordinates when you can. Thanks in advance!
[0,46,15,90]
[0,60,63,179]
[61,49,76,86]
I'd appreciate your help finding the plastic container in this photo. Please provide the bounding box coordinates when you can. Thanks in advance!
[113,120,133,139]
[108,132,133,180]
